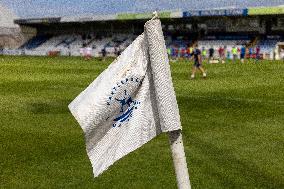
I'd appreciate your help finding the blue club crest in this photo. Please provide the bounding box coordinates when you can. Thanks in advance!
[107,77,142,127]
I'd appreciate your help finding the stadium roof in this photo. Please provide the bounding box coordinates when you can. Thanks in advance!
[1,0,284,23]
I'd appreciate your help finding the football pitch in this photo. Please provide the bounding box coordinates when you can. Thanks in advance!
[0,56,283,189]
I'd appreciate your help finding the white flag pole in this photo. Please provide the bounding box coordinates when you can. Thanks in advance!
[168,130,191,189]
[145,12,191,189]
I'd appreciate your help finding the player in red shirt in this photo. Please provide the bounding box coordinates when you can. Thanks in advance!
[255,46,261,63]
[218,46,225,63]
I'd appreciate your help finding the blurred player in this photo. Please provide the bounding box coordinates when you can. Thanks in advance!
[186,45,191,60]
[190,44,207,79]
[232,46,238,63]
[167,47,171,57]
[218,46,225,63]
[101,48,106,62]
[85,46,92,60]
[181,47,186,59]
[280,48,284,60]
[174,46,179,61]
[209,46,214,63]
[115,46,121,57]
[171,46,176,61]
[255,46,260,63]
[202,47,207,61]
[224,46,228,63]
[249,47,253,60]
[240,45,246,63]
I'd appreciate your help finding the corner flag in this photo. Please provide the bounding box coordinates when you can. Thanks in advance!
[69,16,190,188]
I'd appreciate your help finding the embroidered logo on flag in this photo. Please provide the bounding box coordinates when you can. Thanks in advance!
[106,77,142,127]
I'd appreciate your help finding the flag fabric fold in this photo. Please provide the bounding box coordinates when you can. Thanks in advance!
[68,18,181,177]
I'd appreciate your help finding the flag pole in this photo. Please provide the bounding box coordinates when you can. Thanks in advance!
[145,12,191,189]
[168,130,191,189]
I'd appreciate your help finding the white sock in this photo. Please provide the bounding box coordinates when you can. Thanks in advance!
[191,74,195,79]
[203,73,207,77]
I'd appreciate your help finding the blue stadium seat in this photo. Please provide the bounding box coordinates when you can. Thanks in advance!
[22,35,51,49]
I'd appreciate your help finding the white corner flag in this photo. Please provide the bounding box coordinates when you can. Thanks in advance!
[69,17,190,188]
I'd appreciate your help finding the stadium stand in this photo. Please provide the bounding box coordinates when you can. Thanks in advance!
[1,1,284,59]
[21,35,51,49]
[19,33,137,57]
[258,39,278,53]
[12,32,284,59]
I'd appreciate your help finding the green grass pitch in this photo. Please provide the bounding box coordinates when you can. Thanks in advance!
[0,56,283,189]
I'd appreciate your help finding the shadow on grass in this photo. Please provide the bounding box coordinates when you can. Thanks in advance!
[27,100,71,114]
[189,134,284,189]
[0,80,86,95]
[177,89,281,118]
[176,92,283,188]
